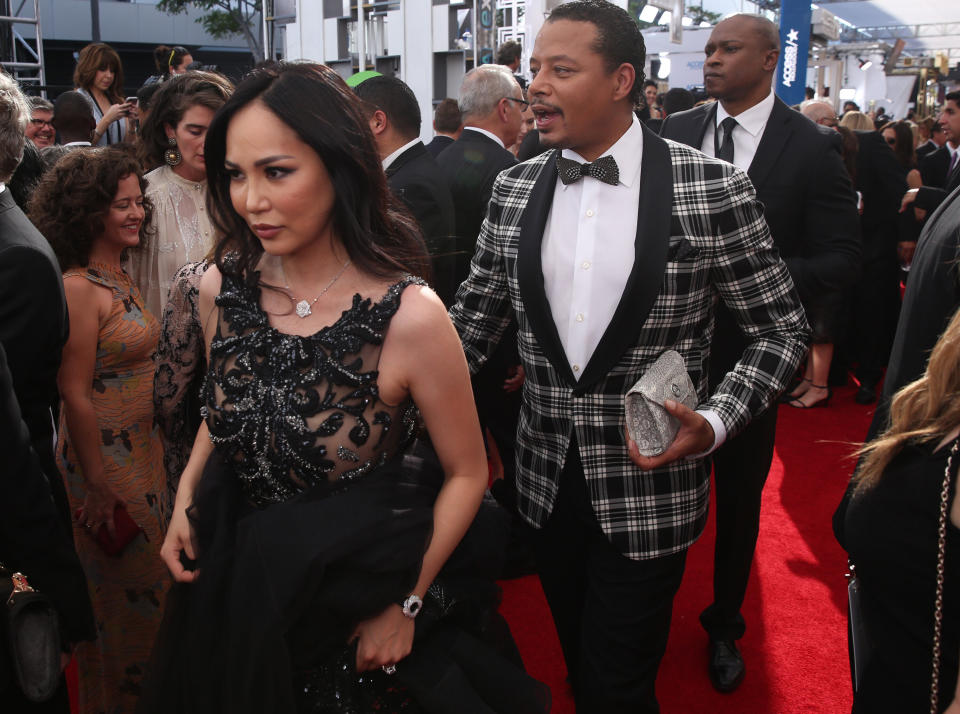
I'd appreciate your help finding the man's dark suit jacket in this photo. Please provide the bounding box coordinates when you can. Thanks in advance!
[916,149,960,213]
[916,140,939,160]
[883,185,960,403]
[660,96,860,375]
[385,140,456,303]
[436,128,518,256]
[0,188,73,525]
[920,145,951,188]
[0,340,95,647]
[835,185,960,545]
[425,134,455,158]
[854,130,910,263]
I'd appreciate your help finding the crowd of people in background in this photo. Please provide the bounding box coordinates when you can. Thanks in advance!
[3,1,960,712]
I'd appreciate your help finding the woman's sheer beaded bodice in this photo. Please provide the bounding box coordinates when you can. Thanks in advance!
[201,270,424,507]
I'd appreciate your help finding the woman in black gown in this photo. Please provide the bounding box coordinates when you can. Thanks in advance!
[140,62,549,714]
[840,306,960,713]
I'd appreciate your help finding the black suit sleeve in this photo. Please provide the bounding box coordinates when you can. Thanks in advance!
[916,185,949,213]
[0,243,66,442]
[0,342,96,645]
[780,131,860,299]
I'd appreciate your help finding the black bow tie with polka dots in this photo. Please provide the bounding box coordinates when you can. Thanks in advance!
[556,155,620,186]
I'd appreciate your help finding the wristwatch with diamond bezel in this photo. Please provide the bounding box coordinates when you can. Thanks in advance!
[399,594,423,619]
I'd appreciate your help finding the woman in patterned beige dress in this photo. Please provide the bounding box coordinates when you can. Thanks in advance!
[125,71,233,317]
[29,147,169,714]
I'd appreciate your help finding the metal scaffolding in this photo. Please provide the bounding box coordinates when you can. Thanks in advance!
[0,0,45,93]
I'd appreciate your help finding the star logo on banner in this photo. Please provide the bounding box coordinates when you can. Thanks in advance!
[787,29,800,43]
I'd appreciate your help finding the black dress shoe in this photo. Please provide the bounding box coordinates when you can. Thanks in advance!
[708,639,745,693]
[854,385,877,405]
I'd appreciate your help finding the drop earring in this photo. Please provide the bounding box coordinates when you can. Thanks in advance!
[164,136,182,166]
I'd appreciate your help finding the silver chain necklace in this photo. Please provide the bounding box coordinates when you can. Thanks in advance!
[280,257,351,318]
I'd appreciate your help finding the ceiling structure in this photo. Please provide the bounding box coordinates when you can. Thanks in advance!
[812,0,960,61]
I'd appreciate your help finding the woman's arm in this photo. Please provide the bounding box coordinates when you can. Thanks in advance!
[58,276,122,536]
[159,265,222,582]
[353,284,488,671]
[154,263,207,492]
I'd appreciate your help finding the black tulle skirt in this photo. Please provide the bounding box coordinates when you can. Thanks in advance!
[138,444,550,714]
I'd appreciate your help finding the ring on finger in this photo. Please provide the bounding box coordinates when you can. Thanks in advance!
[381,664,397,675]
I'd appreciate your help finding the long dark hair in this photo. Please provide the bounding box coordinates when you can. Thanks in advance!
[204,62,429,282]
[139,71,234,171]
[884,120,918,170]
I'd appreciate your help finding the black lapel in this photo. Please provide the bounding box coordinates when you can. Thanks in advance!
[747,97,794,188]
[663,103,715,149]
[576,125,673,393]
[516,151,576,385]
[692,102,716,149]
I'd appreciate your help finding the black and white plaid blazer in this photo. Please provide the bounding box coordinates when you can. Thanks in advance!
[449,125,810,560]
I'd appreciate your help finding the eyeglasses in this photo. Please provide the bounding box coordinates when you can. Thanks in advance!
[502,96,530,109]
[885,137,897,146]
[30,118,53,128]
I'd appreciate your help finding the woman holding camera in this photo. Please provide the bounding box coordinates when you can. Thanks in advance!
[74,42,135,147]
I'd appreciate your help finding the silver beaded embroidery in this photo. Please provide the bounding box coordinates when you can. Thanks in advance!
[202,273,424,507]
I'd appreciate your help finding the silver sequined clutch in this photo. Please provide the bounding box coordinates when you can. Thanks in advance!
[625,350,698,457]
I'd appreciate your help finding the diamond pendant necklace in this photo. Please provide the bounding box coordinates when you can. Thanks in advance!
[280,257,351,319]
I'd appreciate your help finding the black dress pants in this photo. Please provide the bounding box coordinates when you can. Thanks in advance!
[531,442,687,714]
[700,405,778,641]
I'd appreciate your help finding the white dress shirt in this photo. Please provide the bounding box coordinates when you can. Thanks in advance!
[542,114,643,378]
[542,114,726,453]
[700,89,776,172]
[462,126,505,149]
[382,137,422,171]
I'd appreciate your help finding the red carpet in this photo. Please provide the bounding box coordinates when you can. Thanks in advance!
[500,385,874,714]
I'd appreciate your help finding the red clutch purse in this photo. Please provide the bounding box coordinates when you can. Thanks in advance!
[76,504,143,557]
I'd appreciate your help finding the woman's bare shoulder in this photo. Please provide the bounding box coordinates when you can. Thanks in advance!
[390,281,449,335]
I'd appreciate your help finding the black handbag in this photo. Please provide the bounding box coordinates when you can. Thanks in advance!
[0,563,61,702]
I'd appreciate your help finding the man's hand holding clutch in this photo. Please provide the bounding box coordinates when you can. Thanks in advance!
[627,399,715,470]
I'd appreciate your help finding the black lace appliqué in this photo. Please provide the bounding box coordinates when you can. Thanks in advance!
[202,274,424,507]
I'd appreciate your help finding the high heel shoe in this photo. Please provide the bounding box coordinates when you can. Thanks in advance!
[780,377,811,403]
[787,384,831,409]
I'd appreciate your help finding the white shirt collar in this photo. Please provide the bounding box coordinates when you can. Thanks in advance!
[63,141,92,147]
[382,138,422,171]
[559,113,644,189]
[463,126,505,149]
[716,89,776,139]
[0,182,5,194]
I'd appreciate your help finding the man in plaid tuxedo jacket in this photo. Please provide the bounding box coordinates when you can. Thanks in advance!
[448,2,809,712]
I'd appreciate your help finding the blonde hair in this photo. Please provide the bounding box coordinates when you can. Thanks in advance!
[839,111,875,132]
[855,307,960,490]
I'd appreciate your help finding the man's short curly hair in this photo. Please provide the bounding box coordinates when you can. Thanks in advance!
[29,147,153,270]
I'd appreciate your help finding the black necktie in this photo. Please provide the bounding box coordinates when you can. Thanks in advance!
[556,155,620,186]
[715,116,738,164]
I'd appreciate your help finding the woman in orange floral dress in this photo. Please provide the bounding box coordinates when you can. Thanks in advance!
[29,147,169,714]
